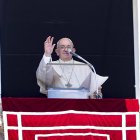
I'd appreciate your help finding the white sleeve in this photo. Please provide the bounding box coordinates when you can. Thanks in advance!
[43,54,52,64]
[36,55,54,94]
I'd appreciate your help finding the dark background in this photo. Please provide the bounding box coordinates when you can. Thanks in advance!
[0,0,135,98]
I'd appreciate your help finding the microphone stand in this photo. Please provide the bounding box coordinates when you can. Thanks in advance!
[70,51,102,99]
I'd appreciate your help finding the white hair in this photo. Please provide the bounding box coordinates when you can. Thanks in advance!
[57,37,74,48]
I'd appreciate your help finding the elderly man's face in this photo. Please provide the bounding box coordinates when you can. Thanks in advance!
[56,38,74,61]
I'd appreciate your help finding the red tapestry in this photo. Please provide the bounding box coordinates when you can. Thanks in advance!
[2,98,140,140]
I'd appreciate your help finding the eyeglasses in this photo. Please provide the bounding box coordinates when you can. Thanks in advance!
[58,45,73,49]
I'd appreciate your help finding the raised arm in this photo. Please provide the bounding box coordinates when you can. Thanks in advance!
[36,36,56,94]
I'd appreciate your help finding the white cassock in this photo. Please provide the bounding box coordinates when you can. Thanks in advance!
[36,55,108,98]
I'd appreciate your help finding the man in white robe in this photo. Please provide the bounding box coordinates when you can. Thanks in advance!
[36,36,108,99]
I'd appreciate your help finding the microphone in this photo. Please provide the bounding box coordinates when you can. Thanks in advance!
[67,48,82,59]
[67,48,102,99]
[67,48,93,68]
